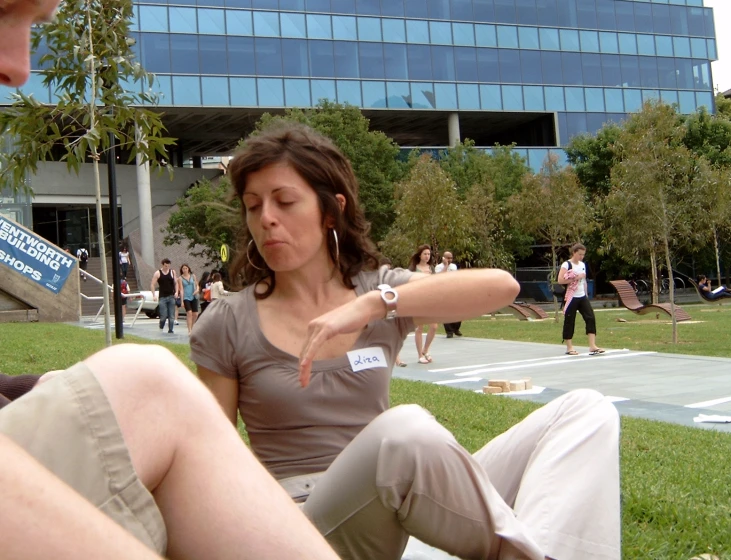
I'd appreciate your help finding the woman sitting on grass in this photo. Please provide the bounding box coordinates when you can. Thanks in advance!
[191,123,621,560]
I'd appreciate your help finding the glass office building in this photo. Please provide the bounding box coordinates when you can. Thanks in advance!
[19,0,718,170]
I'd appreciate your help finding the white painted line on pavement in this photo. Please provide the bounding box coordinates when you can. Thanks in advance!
[454,351,657,376]
[685,396,731,409]
[434,377,483,385]
[430,349,632,373]
[605,396,630,403]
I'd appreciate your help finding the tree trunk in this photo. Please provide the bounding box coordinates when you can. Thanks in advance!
[663,235,677,344]
[551,243,560,323]
[650,248,659,304]
[713,227,722,289]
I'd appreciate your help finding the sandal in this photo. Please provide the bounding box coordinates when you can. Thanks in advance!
[565,350,579,356]
[589,348,606,356]
[418,355,429,364]
[395,360,407,367]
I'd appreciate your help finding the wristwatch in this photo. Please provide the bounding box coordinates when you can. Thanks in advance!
[377,284,398,320]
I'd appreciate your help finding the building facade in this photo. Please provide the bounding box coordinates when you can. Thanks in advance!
[4,0,719,248]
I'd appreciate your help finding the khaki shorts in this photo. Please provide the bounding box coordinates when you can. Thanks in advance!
[0,362,166,554]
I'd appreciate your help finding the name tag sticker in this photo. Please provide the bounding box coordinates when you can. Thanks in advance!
[347,347,388,372]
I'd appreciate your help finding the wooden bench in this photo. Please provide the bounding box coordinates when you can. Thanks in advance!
[609,280,691,322]
[515,301,549,319]
[498,302,548,321]
[687,277,731,304]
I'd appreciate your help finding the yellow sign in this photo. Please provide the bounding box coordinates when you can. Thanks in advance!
[220,243,229,263]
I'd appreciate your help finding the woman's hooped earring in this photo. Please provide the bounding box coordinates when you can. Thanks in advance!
[247,239,264,271]
[331,228,340,264]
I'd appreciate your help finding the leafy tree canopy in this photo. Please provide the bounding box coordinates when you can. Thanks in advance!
[682,106,731,168]
[564,123,622,198]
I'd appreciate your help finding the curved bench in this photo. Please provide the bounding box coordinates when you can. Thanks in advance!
[609,280,691,322]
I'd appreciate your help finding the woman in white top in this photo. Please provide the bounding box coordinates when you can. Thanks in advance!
[407,245,438,364]
[118,244,130,280]
[209,272,229,300]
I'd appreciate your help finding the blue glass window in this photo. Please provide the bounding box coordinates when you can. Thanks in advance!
[642,90,660,104]
[473,0,495,23]
[229,77,257,105]
[412,82,435,109]
[694,60,710,89]
[171,34,200,73]
[691,38,707,59]
[173,76,201,105]
[477,48,499,82]
[408,44,432,80]
[670,5,689,35]
[455,47,477,81]
[228,36,256,74]
[620,55,640,87]
[406,20,430,44]
[334,41,359,78]
[557,1,577,27]
[586,114,607,135]
[152,75,172,105]
[257,78,284,106]
[501,85,523,110]
[497,26,518,49]
[202,77,229,105]
[284,78,311,106]
[480,84,502,110]
[704,8,715,38]
[457,84,480,109]
[516,0,538,25]
[311,79,336,103]
[599,32,618,54]
[253,11,279,36]
[362,81,387,107]
[19,73,51,103]
[585,88,604,112]
[255,38,282,76]
[559,29,579,52]
[708,40,717,61]
[678,91,696,114]
[382,19,406,43]
[660,90,679,108]
[623,89,642,112]
[252,0,277,8]
[520,50,542,83]
[604,88,623,112]
[452,0,473,21]
[332,16,357,40]
[404,0,428,18]
[475,25,497,47]
[359,43,385,79]
[140,33,171,73]
[634,3,653,33]
[614,2,635,32]
[564,87,585,111]
[381,0,404,17]
[357,0,381,16]
[562,53,583,85]
[675,58,693,89]
[518,27,539,50]
[494,0,517,24]
[307,14,332,39]
[595,0,616,31]
[541,51,562,85]
[652,4,672,35]
[539,28,559,51]
[536,0,558,26]
[566,113,588,139]
[639,58,659,88]
[386,82,411,108]
[309,40,335,77]
[577,0,597,29]
[523,86,544,110]
[655,36,673,57]
[306,0,330,11]
[198,9,225,34]
[499,49,521,83]
[429,21,452,45]
[435,83,458,108]
[453,23,475,46]
[282,38,309,76]
[579,31,599,54]
[139,6,168,32]
[432,45,456,81]
[657,58,677,89]
[636,35,655,56]
[618,33,637,55]
[129,5,139,32]
[357,17,381,41]
[581,53,602,86]
[544,86,565,111]
[169,7,197,33]
[336,80,362,106]
[280,13,306,37]
[199,35,228,74]
[280,0,305,9]
[384,44,408,79]
[226,10,253,35]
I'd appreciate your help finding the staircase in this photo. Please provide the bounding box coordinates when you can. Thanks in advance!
[80,257,139,317]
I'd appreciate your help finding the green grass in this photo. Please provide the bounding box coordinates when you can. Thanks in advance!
[2,323,730,559]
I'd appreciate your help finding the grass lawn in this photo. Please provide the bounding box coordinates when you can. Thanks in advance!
[2,323,730,559]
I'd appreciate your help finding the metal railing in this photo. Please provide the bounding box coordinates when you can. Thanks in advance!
[78,270,147,327]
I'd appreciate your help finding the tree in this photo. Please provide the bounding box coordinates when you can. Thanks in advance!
[682,106,731,168]
[255,101,404,242]
[715,92,731,120]
[508,154,595,319]
[0,0,173,346]
[564,123,622,198]
[607,101,703,343]
[380,154,473,266]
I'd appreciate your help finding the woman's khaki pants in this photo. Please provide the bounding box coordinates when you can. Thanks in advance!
[294,389,620,560]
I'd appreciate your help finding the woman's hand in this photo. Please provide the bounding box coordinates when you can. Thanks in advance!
[299,292,381,388]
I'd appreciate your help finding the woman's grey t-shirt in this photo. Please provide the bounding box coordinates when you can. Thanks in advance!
[190,266,414,479]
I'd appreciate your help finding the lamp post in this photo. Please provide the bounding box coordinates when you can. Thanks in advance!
[107,132,123,339]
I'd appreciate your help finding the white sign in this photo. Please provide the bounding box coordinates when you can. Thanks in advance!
[347,347,388,372]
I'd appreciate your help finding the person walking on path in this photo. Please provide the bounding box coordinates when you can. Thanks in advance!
[408,244,438,364]
[177,264,200,335]
[150,258,178,334]
[435,251,462,338]
[76,246,89,281]
[557,243,605,356]
[119,244,130,280]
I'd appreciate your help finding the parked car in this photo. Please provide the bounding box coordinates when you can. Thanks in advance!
[132,290,159,319]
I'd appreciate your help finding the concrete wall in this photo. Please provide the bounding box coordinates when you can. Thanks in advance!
[30,162,221,234]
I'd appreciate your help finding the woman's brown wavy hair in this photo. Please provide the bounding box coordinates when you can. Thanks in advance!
[228,122,380,298]
[408,244,433,272]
